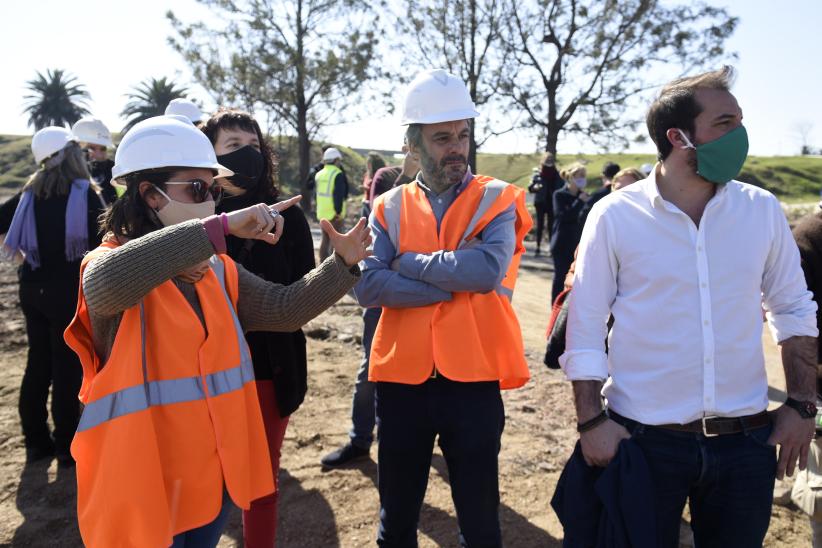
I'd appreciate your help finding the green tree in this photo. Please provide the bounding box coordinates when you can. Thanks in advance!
[121,77,190,132]
[23,69,91,130]
[405,0,510,171]
[499,0,738,154]
[168,0,384,211]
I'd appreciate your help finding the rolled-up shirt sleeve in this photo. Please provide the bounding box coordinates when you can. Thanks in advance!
[559,202,618,381]
[763,196,819,342]
[354,212,452,308]
[395,205,516,293]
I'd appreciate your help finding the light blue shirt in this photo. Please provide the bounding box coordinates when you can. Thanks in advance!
[354,170,517,308]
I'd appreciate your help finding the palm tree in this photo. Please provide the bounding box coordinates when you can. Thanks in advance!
[23,69,91,130]
[121,77,190,132]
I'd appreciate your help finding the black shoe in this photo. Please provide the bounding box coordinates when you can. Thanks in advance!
[321,443,370,468]
[535,247,541,257]
[25,445,55,464]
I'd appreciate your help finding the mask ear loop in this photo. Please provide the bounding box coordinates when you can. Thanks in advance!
[677,129,696,150]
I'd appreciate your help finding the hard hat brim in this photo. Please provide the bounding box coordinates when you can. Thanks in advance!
[400,107,480,126]
[111,162,234,188]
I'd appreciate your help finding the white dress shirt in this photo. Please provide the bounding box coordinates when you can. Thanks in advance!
[560,168,818,425]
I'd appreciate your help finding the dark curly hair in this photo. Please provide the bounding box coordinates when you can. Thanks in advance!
[201,107,280,203]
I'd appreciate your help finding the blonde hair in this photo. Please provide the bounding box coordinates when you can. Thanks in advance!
[613,168,645,182]
[24,142,94,199]
[560,162,586,182]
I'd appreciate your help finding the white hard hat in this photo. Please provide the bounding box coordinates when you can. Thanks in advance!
[111,115,232,182]
[400,69,479,125]
[323,147,343,161]
[72,116,113,147]
[31,126,76,164]
[640,163,653,175]
[164,98,203,123]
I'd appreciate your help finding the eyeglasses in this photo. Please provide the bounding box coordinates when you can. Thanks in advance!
[164,179,223,204]
[84,145,106,153]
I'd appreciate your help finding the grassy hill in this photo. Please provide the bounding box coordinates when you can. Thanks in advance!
[1,134,820,203]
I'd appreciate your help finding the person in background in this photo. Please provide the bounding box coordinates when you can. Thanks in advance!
[528,167,548,256]
[549,162,589,301]
[0,127,105,465]
[315,147,350,261]
[791,203,822,547]
[560,66,818,546]
[611,167,646,191]
[321,147,420,468]
[65,115,370,547]
[72,117,118,205]
[535,152,564,254]
[165,97,204,125]
[579,161,620,228]
[361,151,387,218]
[202,107,316,547]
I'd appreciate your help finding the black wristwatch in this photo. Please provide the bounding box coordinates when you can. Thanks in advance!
[785,397,818,419]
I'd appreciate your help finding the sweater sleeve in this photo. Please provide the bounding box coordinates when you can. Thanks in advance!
[236,254,359,333]
[82,220,216,317]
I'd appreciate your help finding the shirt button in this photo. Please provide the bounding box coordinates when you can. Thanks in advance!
[697,245,703,252]
[701,282,707,288]
[703,320,709,326]
[705,357,712,364]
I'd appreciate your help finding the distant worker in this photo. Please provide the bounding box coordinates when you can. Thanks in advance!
[322,146,420,468]
[356,69,532,547]
[165,97,204,125]
[0,127,105,465]
[315,147,350,261]
[72,116,117,204]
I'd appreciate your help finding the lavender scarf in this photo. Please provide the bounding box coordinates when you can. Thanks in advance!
[3,178,90,269]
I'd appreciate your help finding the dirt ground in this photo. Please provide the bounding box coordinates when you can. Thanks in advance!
[0,226,815,547]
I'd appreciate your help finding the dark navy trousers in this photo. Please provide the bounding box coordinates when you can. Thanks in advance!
[375,376,505,548]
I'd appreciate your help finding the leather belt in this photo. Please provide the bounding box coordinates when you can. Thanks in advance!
[610,410,771,437]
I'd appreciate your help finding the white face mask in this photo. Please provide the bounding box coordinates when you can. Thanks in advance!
[574,177,587,189]
[153,187,215,226]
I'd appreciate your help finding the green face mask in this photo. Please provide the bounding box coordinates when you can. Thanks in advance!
[679,125,749,184]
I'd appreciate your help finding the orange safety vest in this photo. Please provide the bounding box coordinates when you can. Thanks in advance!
[64,242,274,548]
[370,175,533,389]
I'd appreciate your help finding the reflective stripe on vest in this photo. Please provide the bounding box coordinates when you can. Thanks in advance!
[76,256,253,433]
[381,178,514,300]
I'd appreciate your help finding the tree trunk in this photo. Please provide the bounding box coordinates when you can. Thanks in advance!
[545,128,559,156]
[295,0,312,213]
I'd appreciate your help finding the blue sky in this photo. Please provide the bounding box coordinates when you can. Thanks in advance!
[1,0,820,156]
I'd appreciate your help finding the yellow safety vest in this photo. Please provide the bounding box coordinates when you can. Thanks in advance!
[315,164,345,221]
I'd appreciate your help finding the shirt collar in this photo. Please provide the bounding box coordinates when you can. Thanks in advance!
[643,162,729,209]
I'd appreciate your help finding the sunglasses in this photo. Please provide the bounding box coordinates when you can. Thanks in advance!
[84,145,106,153]
[164,179,223,204]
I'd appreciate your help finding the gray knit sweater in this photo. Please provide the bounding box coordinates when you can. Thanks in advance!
[82,219,358,364]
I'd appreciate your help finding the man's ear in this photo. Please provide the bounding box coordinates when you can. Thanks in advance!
[667,128,690,149]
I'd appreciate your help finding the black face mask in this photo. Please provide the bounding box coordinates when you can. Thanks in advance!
[217,145,265,190]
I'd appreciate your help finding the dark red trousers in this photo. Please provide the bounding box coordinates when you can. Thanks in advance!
[243,380,290,547]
